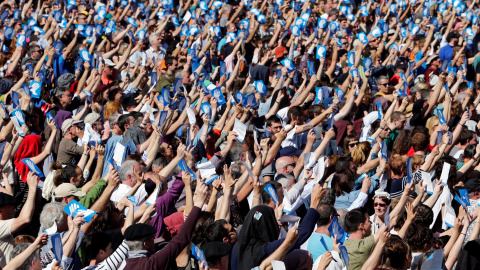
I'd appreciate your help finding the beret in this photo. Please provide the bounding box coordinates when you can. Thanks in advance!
[124,224,157,241]
[201,242,232,262]
[0,193,15,207]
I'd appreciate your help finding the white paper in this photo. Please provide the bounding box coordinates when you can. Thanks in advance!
[271,260,286,270]
[253,129,261,151]
[421,171,434,194]
[44,222,57,235]
[183,11,191,22]
[313,157,325,182]
[233,119,246,142]
[444,203,456,228]
[113,142,126,167]
[11,116,24,136]
[440,162,451,185]
[197,161,217,179]
[282,187,292,213]
[186,107,196,125]
[142,151,148,163]
[303,152,317,171]
[81,130,90,145]
[140,104,155,122]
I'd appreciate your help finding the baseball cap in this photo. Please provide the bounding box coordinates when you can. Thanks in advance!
[61,118,83,134]
[275,46,288,59]
[54,183,86,198]
[426,55,439,65]
[278,146,303,157]
[79,11,89,16]
[84,112,101,125]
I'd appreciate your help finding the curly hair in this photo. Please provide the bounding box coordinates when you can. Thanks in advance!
[381,235,411,270]
[406,223,433,252]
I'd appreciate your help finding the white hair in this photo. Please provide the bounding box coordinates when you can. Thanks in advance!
[39,202,67,232]
[118,160,138,182]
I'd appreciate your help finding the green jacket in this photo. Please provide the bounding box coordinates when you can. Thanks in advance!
[78,178,107,209]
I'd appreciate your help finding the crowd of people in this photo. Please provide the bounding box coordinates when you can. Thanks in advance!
[1,0,480,269]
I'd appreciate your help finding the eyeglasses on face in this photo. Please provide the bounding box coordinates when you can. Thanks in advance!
[348,142,358,147]
[374,202,387,207]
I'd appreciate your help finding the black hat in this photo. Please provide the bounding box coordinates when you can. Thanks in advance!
[0,193,15,207]
[464,178,480,193]
[201,242,232,262]
[124,224,157,241]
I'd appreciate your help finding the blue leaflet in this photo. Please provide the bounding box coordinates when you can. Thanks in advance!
[354,172,366,189]
[445,83,449,94]
[210,87,226,105]
[245,93,258,108]
[158,111,168,127]
[46,112,55,123]
[319,236,329,251]
[192,244,207,265]
[347,52,355,67]
[178,98,187,112]
[307,61,316,76]
[339,246,350,268]
[326,111,336,130]
[264,183,278,205]
[381,140,388,159]
[234,91,244,104]
[21,158,45,177]
[29,80,42,98]
[437,109,446,125]
[406,158,412,183]
[364,57,372,71]
[162,89,170,105]
[219,61,226,77]
[384,206,391,228]
[377,102,383,119]
[11,91,20,108]
[205,175,219,185]
[127,29,136,44]
[328,216,347,244]
[51,233,63,262]
[3,26,13,41]
[151,72,157,88]
[11,109,25,125]
[459,189,470,206]
[421,249,444,270]
[314,87,323,104]
[280,57,295,72]
[335,88,345,104]
[79,49,91,62]
[317,45,326,59]
[127,196,136,203]
[350,68,358,78]
[178,159,197,178]
[186,127,191,148]
[16,34,26,47]
[201,102,212,118]
[109,159,119,171]
[254,80,266,96]
[448,66,457,75]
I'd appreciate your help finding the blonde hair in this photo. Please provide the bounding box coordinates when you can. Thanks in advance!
[351,142,371,166]
[426,116,440,135]
[103,101,123,120]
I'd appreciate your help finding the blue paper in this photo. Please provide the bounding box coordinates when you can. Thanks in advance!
[280,57,295,72]
[317,45,326,59]
[245,93,258,108]
[315,87,323,104]
[437,109,446,125]
[11,109,25,125]
[210,87,226,105]
[205,175,219,185]
[192,244,207,265]
[347,52,355,67]
[3,27,13,41]
[264,183,278,205]
[339,246,350,268]
[29,81,41,98]
[11,91,19,108]
[328,216,347,244]
[21,158,45,177]
[51,233,63,262]
[16,34,26,47]
[364,57,372,71]
[158,111,168,127]
[0,102,9,120]
[151,72,157,88]
[254,80,266,96]
[200,102,212,117]
[307,61,316,76]
[335,88,345,104]
[235,91,244,104]
[79,49,91,62]
[178,159,197,178]
[319,236,329,251]
[406,158,412,183]
[459,189,470,206]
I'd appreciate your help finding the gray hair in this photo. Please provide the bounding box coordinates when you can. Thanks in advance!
[108,113,121,129]
[152,157,168,169]
[337,208,349,229]
[378,75,389,82]
[149,33,159,45]
[276,173,296,189]
[11,243,39,270]
[318,188,336,205]
[118,160,138,182]
[126,239,146,251]
[40,202,67,232]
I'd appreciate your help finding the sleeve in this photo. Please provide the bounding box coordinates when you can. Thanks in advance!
[97,240,129,270]
[149,206,201,270]
[348,192,368,211]
[64,140,84,155]
[151,179,185,237]
[79,179,107,208]
[0,219,13,239]
[290,181,315,212]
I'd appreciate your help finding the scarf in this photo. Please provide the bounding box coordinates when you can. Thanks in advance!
[118,250,150,270]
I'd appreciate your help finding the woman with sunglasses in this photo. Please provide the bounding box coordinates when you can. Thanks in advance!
[370,191,391,234]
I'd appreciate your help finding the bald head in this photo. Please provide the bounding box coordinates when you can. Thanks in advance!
[275,156,295,174]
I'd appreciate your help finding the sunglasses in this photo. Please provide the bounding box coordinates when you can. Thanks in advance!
[378,83,389,86]
[374,203,387,207]
[349,142,358,147]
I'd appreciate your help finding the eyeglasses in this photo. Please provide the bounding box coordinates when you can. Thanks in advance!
[374,203,387,207]
[378,83,389,87]
[285,163,296,168]
[349,142,358,147]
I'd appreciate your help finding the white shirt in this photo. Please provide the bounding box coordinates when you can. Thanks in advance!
[110,183,148,206]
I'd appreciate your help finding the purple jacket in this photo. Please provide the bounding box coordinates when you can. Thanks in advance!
[150,178,185,238]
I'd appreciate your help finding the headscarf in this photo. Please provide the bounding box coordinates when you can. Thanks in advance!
[14,135,42,183]
[237,205,280,270]
[55,110,72,129]
[409,99,428,127]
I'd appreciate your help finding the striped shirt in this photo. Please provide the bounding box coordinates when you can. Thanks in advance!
[81,240,129,270]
